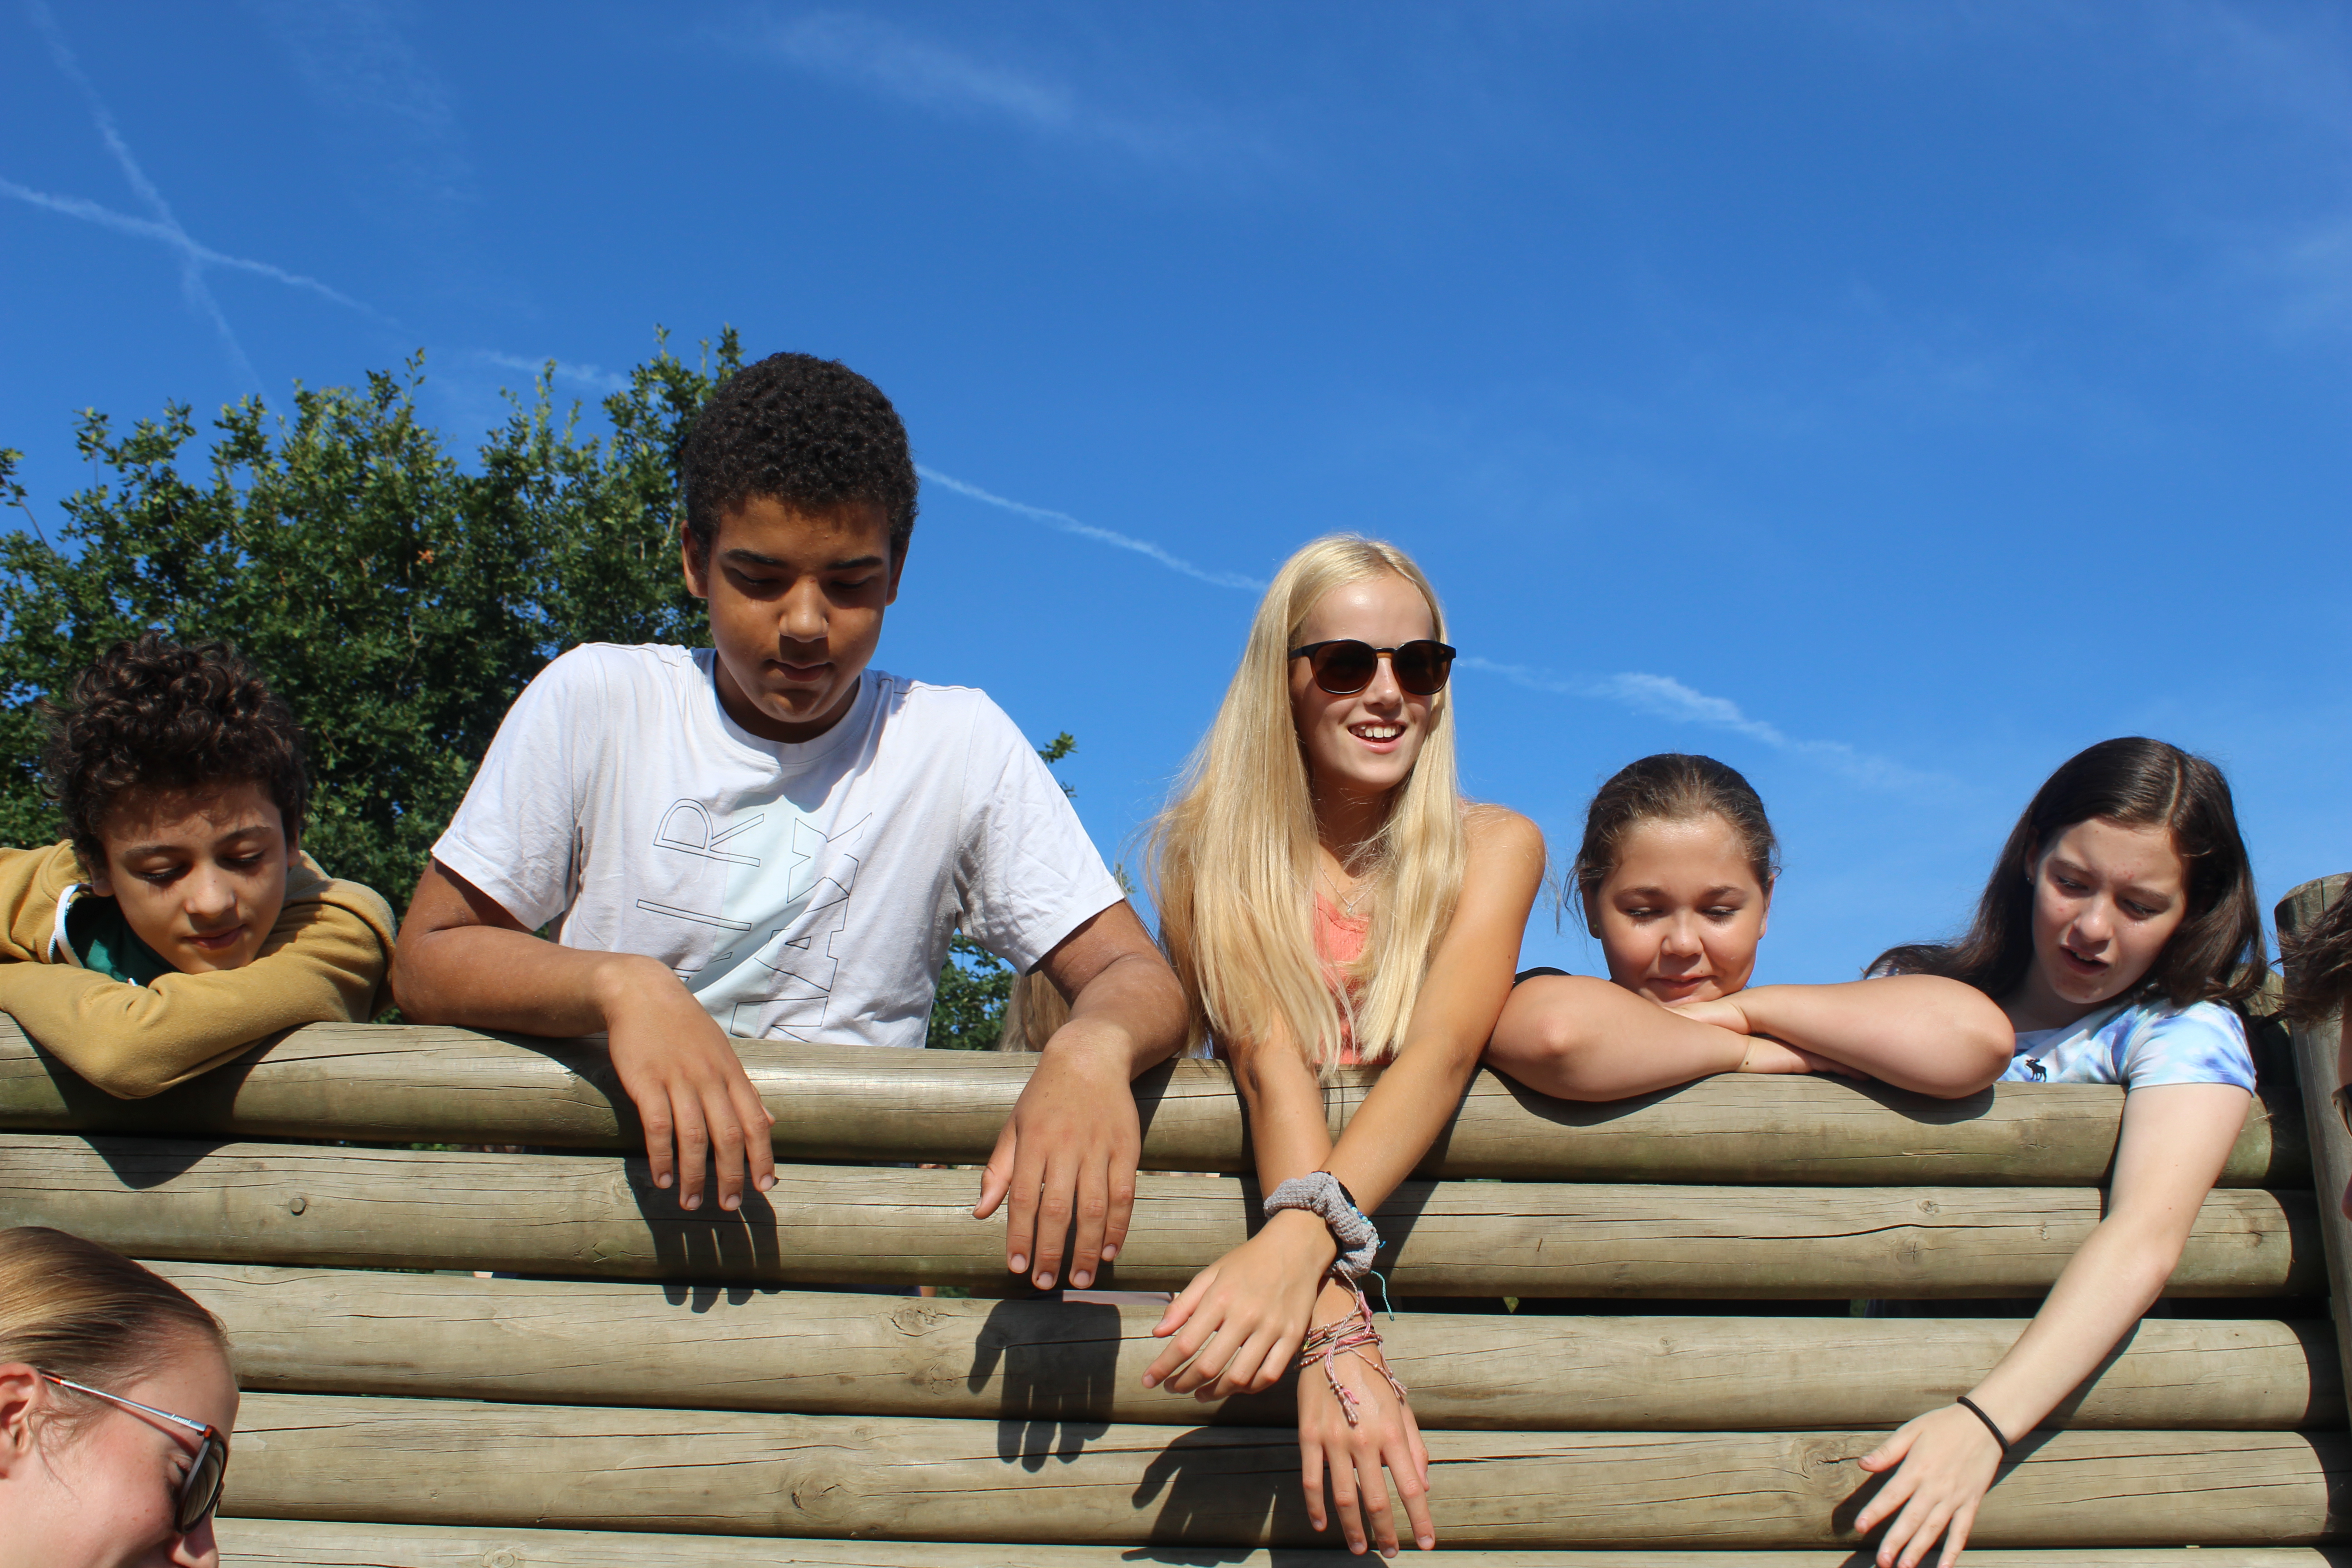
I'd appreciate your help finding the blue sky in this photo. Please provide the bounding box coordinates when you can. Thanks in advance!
[5,1,2348,983]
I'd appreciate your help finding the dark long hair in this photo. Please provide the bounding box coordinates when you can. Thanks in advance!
[1873,737,2264,1011]
[1572,754,1778,933]
[2282,888,2352,1024]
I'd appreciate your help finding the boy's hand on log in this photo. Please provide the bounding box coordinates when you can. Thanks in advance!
[1855,1403,2003,1568]
[598,956,776,1214]
[974,1025,1140,1290]
[1142,1209,1333,1397]
[1298,1303,1433,1556]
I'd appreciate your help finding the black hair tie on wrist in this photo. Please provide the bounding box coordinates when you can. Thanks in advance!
[1954,1395,2012,1455]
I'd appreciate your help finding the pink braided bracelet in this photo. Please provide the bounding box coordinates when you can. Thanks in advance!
[1298,1279,1410,1426]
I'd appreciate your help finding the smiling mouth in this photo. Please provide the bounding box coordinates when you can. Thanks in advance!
[1349,723,1403,742]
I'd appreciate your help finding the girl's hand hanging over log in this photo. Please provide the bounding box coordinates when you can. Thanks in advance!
[1298,1277,1434,1556]
[1854,1403,2004,1568]
[1141,1208,1334,1396]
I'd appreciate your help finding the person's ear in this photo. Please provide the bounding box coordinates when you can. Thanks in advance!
[1757,874,1775,939]
[680,523,711,601]
[885,540,906,605]
[86,850,116,900]
[0,1364,46,1479]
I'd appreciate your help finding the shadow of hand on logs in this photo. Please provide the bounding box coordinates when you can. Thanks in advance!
[628,1156,783,1283]
[1131,1426,1310,1547]
[974,1298,1117,1470]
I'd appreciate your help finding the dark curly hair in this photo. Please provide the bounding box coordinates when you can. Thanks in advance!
[1872,737,2264,1012]
[676,352,919,564]
[40,633,309,872]
[1571,754,1779,933]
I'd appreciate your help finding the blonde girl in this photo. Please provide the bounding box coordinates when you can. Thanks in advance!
[1854,737,2266,1568]
[1142,535,1544,1558]
[0,1226,238,1568]
[1485,752,2012,1099]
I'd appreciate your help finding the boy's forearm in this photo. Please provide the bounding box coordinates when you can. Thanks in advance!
[398,922,662,1037]
[1051,947,1188,1078]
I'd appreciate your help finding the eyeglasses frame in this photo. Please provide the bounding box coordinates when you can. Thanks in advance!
[38,1371,230,1534]
[1287,639,1459,697]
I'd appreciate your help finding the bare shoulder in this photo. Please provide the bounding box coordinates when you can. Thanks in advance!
[1464,803,1545,860]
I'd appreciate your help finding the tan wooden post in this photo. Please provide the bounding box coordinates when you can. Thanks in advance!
[2278,873,2352,1433]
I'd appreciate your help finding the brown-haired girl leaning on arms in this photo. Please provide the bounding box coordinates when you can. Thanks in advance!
[1144,534,1545,1557]
[0,1226,237,1568]
[1855,737,2266,1568]
[1484,753,2012,1099]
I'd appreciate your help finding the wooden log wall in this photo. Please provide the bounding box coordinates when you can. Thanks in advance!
[161,1264,2337,1432]
[0,1134,2316,1296]
[2284,875,2352,1438]
[213,1518,2352,1568]
[0,1015,2306,1186]
[217,1391,2348,1548]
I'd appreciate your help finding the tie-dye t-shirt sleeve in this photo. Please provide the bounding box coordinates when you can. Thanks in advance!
[2119,1001,2256,1093]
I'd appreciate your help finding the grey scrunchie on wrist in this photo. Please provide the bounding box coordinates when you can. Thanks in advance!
[1264,1171,1381,1280]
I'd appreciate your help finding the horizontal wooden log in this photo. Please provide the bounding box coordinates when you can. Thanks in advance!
[211,1518,2352,1568]
[4,1136,2317,1297]
[0,1014,2304,1186]
[221,1392,2349,1547]
[161,1262,2343,1431]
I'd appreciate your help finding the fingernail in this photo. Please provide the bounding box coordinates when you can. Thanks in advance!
[1035,1273,1055,1289]
[1141,1375,1157,1389]
[683,1196,700,1210]
[656,1174,672,1189]
[1101,1244,1119,1260]
[1072,1272,1092,1289]
[1418,1538,1433,1551]
[721,1195,740,1211]
[1009,1255,1027,1273]
[759,1176,775,1191]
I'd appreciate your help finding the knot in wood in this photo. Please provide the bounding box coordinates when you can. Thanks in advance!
[287,1195,306,1215]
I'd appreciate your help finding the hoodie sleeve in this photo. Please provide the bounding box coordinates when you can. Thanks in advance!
[0,876,396,1099]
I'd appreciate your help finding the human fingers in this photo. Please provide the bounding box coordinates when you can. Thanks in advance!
[1935,1498,1980,1568]
[1857,1424,1916,1475]
[974,1119,1016,1220]
[729,1070,776,1195]
[1854,1450,1921,1536]
[1388,1427,1436,1552]
[1067,1149,1110,1290]
[1238,1321,1298,1396]
[1143,1294,1227,1391]
[1200,1320,1284,1400]
[1301,1436,1329,1534]
[699,1080,749,1213]
[670,1088,711,1211]
[1002,1134,1048,1282]
[1328,1445,1367,1555]
[637,1083,678,1195]
[1351,1433,1398,1557]
[1891,1491,1957,1568]
[1099,1142,1138,1264]
[1029,1151,1076,1291]
[1403,1397,1431,1489]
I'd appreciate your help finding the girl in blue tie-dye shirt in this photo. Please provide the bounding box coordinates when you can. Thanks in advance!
[1859,737,2265,1568]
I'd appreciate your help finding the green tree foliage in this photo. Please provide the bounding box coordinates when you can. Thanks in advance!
[0,331,741,903]
[924,733,1076,1051]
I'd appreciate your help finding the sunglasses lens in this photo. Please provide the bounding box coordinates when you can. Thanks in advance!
[1394,641,1454,695]
[177,1436,226,1534]
[1312,642,1378,695]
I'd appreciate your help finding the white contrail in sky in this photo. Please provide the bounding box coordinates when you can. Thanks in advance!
[918,465,1269,592]
[1461,656,1946,793]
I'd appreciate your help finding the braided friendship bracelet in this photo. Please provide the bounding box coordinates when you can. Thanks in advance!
[1298,1279,1410,1427]
[1954,1395,2012,1455]
[1263,1171,1381,1279]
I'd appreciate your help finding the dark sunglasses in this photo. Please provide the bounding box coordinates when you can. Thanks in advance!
[1289,639,1456,697]
[41,1372,229,1534]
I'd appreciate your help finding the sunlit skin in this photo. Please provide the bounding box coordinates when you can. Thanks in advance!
[1856,816,2246,1568]
[680,495,901,742]
[1592,815,1771,1005]
[2002,818,2189,1033]
[1286,574,1440,857]
[0,1337,239,1568]
[86,781,291,974]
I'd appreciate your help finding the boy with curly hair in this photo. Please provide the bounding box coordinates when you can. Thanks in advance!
[399,352,1186,1294]
[0,635,397,1097]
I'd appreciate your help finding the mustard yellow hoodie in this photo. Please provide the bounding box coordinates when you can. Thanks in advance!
[0,841,396,1098]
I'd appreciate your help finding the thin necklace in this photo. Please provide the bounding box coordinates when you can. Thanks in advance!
[1321,863,1375,919]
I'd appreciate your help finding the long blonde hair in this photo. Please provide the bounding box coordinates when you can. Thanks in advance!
[0,1226,228,1443]
[1150,535,1467,1073]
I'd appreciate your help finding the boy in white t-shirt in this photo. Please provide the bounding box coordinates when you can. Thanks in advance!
[397,353,1187,1294]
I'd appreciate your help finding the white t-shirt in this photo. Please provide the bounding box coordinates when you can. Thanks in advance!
[2001,998,2255,1093]
[432,643,1124,1047]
